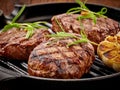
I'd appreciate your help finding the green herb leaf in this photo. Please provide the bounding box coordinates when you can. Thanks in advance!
[48,32,78,39]
[66,7,81,14]
[1,23,20,32]
[54,18,65,32]
[67,38,88,47]
[96,7,107,17]
[12,5,26,23]
[19,21,48,38]
[66,0,107,24]
[76,0,89,10]
[67,30,88,46]
[25,28,34,38]
[48,31,90,47]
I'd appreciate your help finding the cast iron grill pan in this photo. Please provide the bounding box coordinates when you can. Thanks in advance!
[0,2,120,89]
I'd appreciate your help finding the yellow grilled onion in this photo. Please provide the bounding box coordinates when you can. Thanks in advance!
[97,32,120,72]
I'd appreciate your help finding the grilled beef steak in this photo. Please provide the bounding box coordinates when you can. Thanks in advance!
[28,34,95,79]
[51,14,120,50]
[0,28,50,60]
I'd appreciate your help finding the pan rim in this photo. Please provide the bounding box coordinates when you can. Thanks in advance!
[24,72,120,81]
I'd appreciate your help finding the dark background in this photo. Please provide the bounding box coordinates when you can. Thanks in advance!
[0,0,120,15]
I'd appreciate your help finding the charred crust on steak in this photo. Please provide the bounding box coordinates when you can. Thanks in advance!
[0,28,50,60]
[28,36,95,79]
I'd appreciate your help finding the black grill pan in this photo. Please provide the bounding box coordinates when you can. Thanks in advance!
[0,2,120,89]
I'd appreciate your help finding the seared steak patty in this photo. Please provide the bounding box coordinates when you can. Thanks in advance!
[0,28,50,60]
[51,14,120,50]
[28,35,95,79]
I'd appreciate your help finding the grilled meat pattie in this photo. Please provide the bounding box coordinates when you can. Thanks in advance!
[51,14,120,49]
[0,28,50,60]
[28,36,95,79]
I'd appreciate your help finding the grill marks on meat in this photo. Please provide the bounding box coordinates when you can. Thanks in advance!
[0,28,50,60]
[28,37,95,79]
[51,13,120,46]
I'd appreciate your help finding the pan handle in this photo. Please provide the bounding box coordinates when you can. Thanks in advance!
[0,66,22,81]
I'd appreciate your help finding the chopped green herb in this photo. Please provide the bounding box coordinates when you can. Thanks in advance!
[67,30,88,47]
[48,30,98,47]
[12,5,26,23]
[66,0,107,24]
[47,32,78,39]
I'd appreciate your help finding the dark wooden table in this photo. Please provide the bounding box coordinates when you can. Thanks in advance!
[0,0,120,15]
